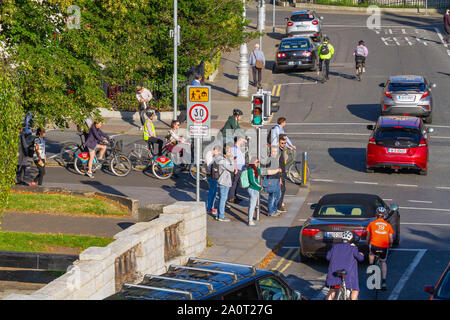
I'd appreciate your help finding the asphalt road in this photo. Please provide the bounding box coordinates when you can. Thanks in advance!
[255,9,450,300]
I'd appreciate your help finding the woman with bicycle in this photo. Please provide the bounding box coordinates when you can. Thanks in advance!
[325,231,364,300]
[353,40,368,80]
[85,121,110,179]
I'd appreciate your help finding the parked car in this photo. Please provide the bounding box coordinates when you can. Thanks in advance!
[273,37,318,73]
[424,263,450,300]
[285,10,323,41]
[379,75,436,124]
[300,193,400,260]
[105,257,307,300]
[366,116,434,175]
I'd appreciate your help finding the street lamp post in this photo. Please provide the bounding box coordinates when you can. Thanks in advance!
[272,0,276,33]
[172,0,180,120]
[237,0,249,97]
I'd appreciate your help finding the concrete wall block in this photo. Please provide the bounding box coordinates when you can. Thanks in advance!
[184,216,206,234]
[79,246,112,262]
[107,236,137,257]
[113,222,154,239]
[163,202,205,216]
[35,277,73,300]
[89,281,116,300]
[157,214,183,229]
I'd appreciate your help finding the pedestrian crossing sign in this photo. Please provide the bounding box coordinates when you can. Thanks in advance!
[189,87,209,102]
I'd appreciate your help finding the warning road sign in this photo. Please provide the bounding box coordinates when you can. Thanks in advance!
[187,85,211,138]
[189,87,209,102]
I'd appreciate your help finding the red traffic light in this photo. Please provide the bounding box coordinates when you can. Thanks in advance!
[253,97,262,105]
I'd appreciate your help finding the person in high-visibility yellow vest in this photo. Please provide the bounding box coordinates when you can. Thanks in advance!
[143,110,163,156]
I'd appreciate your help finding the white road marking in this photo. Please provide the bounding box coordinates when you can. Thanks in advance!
[436,186,450,190]
[395,184,418,187]
[434,27,449,48]
[388,249,427,300]
[402,222,450,227]
[280,82,318,86]
[392,37,401,45]
[404,37,413,46]
[354,181,379,185]
[400,206,450,212]
[289,132,368,136]
[407,200,432,204]
[311,179,335,182]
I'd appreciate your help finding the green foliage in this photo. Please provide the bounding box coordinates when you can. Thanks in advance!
[0,65,24,223]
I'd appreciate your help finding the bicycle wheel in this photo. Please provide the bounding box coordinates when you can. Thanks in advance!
[152,161,174,180]
[74,156,88,175]
[59,142,79,166]
[336,286,348,300]
[128,151,150,171]
[287,162,310,184]
[110,154,132,177]
[189,161,207,181]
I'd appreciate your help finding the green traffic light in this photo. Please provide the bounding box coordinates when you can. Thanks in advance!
[253,116,262,125]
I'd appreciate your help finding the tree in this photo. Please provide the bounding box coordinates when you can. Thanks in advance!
[0,63,24,224]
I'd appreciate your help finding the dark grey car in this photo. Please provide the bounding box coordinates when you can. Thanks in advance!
[380,75,436,124]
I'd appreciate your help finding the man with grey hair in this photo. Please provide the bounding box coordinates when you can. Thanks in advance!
[136,86,153,129]
[248,43,265,87]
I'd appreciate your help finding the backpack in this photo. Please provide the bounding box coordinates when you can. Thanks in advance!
[266,125,277,145]
[240,168,250,189]
[320,43,329,55]
[356,46,365,57]
[26,137,36,157]
[210,160,220,180]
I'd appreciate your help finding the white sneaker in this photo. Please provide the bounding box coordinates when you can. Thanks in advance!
[362,67,366,73]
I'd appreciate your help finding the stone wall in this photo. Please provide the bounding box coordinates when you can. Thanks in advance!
[3,201,206,300]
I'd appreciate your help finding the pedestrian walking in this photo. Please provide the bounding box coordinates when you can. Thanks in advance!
[228,136,246,205]
[216,146,235,222]
[191,74,202,86]
[262,146,283,216]
[444,9,450,44]
[249,44,265,87]
[247,157,262,226]
[277,134,288,213]
[136,86,153,129]
[205,145,221,216]
[29,128,46,186]
[16,127,30,185]
[269,117,296,150]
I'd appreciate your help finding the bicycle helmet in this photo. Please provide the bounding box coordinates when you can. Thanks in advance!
[341,231,353,242]
[376,207,387,217]
[146,109,156,117]
[359,40,365,45]
[233,108,243,116]
[323,36,329,42]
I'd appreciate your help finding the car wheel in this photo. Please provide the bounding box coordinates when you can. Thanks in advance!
[366,167,374,173]
[300,251,311,263]
[393,226,400,246]
[272,63,279,74]
[424,114,432,124]
[419,169,428,175]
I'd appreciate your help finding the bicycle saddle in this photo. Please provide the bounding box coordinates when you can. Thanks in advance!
[334,270,347,277]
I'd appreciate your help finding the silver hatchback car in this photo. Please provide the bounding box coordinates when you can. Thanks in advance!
[380,75,436,124]
[285,10,323,42]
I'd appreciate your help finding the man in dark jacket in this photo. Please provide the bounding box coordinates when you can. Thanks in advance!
[220,109,244,147]
[444,9,450,44]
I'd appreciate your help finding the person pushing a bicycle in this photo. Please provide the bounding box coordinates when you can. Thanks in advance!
[143,110,163,157]
[366,207,394,291]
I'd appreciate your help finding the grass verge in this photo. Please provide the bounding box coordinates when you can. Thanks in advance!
[6,191,129,216]
[0,231,114,254]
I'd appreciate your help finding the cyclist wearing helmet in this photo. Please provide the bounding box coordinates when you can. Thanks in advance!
[366,207,394,290]
[353,40,368,75]
[325,231,364,300]
[143,110,163,156]
[317,36,335,80]
[220,109,244,146]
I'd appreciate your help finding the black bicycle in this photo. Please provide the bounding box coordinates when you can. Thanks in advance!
[329,269,350,300]
[127,142,175,180]
[355,58,364,82]
[58,132,87,167]
[372,249,387,300]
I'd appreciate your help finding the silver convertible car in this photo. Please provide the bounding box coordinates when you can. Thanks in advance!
[380,75,436,124]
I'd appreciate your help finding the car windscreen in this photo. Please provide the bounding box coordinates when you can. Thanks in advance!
[435,270,450,300]
[315,205,368,217]
[388,82,426,92]
[280,39,310,50]
[375,127,421,146]
[291,14,314,22]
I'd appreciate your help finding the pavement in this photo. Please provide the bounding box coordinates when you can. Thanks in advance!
[2,10,309,283]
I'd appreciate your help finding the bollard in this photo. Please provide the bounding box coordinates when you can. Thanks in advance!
[302,151,308,186]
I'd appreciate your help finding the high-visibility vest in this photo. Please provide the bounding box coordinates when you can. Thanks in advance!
[143,119,155,141]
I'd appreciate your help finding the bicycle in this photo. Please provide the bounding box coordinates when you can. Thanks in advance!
[355,58,364,82]
[127,142,175,180]
[58,132,87,167]
[372,248,386,300]
[331,269,351,300]
[73,138,132,177]
[189,158,208,182]
[285,149,310,185]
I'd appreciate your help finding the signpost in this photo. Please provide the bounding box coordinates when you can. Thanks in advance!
[187,85,211,202]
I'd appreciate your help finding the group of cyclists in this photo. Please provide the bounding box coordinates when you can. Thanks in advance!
[317,36,368,81]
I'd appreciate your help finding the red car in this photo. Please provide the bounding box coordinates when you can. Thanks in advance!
[424,263,450,300]
[366,116,434,175]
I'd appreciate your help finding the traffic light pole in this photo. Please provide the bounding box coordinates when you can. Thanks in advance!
[256,127,261,221]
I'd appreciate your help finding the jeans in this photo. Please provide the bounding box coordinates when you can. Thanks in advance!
[278,178,286,210]
[267,182,281,215]
[247,188,259,223]
[228,170,242,201]
[218,185,230,220]
[33,159,46,186]
[147,137,164,156]
[252,67,262,86]
[319,59,330,78]
[207,177,218,211]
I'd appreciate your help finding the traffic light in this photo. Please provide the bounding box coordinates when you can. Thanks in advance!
[251,94,264,127]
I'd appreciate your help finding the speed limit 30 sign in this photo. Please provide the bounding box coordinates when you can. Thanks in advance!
[187,85,211,138]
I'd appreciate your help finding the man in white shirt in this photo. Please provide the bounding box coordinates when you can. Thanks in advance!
[136,86,153,128]
[270,117,295,150]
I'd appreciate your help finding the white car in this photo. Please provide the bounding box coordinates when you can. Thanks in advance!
[285,10,323,42]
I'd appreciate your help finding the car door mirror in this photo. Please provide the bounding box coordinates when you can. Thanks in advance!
[390,204,399,212]
[424,285,434,294]
[319,16,324,20]
[427,128,434,133]
[285,17,289,22]
[275,44,279,48]
[293,290,302,300]
[379,83,385,88]
[431,83,436,88]
[367,125,374,130]
[310,203,317,210]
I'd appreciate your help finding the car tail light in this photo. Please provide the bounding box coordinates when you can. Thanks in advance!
[369,138,376,145]
[353,229,367,238]
[419,139,427,147]
[403,113,410,116]
[421,91,429,99]
[385,92,393,99]
[277,52,286,58]
[312,21,318,25]
[287,21,293,26]
[383,105,388,110]
[302,51,312,57]
[302,228,320,236]
[425,105,430,110]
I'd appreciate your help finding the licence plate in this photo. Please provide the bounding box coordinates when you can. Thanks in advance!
[388,148,407,154]
[288,61,302,66]
[325,232,343,239]
[397,95,415,102]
